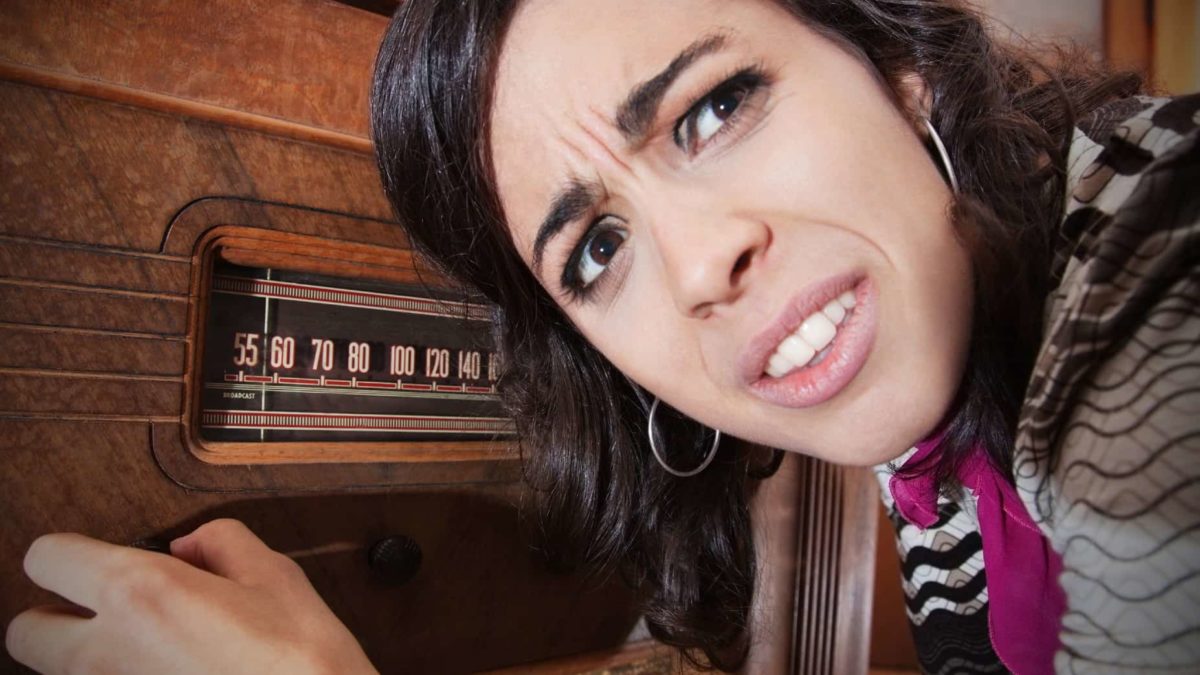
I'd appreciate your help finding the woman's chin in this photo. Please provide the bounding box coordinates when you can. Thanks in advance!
[756,401,948,467]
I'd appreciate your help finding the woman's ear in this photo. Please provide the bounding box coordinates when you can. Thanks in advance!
[894,70,934,127]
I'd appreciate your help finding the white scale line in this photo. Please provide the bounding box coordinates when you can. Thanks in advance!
[260,269,271,442]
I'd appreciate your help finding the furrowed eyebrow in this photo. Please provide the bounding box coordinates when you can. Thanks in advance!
[529,33,729,276]
[532,178,599,274]
[615,32,729,145]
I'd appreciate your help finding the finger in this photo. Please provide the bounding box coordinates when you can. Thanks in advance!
[22,533,145,610]
[5,605,93,674]
[169,518,292,585]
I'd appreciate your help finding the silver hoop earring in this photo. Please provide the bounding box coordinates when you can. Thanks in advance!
[647,396,721,477]
[923,117,959,194]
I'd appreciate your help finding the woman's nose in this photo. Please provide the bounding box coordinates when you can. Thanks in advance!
[654,209,770,319]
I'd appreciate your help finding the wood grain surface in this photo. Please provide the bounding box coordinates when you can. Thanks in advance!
[0,2,635,671]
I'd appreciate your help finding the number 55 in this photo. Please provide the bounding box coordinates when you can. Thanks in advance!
[232,332,260,367]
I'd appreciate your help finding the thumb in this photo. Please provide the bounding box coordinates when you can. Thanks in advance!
[169,519,287,585]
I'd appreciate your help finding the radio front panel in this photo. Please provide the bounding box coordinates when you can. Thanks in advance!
[200,259,515,444]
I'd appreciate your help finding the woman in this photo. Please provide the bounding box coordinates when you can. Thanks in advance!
[7,0,1198,673]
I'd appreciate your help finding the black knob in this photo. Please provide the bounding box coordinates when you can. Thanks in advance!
[368,535,422,586]
[130,538,171,554]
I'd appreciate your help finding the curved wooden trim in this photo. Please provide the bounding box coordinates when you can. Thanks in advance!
[0,412,180,423]
[0,278,189,301]
[181,225,518,466]
[0,60,374,155]
[0,367,183,383]
[0,322,188,342]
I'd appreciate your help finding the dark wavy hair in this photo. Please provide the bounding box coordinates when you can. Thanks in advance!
[370,1,1140,669]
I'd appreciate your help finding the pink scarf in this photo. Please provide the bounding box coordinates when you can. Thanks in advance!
[889,434,1067,675]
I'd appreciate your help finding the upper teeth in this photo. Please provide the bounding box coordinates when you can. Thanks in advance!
[765,290,856,378]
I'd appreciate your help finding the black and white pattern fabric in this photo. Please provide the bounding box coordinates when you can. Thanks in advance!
[874,456,1002,674]
[875,453,1003,674]
[1014,94,1200,674]
[876,94,1200,675]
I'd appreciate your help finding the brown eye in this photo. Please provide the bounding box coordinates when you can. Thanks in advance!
[709,88,744,121]
[674,71,764,155]
[576,226,627,286]
[588,229,623,264]
[687,85,747,149]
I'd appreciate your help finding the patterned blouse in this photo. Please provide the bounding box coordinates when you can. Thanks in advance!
[875,94,1200,674]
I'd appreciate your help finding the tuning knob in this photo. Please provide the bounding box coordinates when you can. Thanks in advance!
[368,535,422,586]
[130,537,171,554]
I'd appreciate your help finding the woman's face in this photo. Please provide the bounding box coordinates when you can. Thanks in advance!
[489,0,974,466]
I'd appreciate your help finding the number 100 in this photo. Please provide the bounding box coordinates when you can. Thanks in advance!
[389,345,416,376]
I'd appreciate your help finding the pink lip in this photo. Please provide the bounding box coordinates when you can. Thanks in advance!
[740,273,877,408]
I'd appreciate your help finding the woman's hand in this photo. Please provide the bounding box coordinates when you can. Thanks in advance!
[5,519,378,674]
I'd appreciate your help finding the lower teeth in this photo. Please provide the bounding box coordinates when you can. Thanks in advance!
[808,344,835,368]
[767,307,853,378]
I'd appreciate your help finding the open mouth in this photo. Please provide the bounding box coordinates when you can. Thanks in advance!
[745,275,877,409]
[764,289,856,378]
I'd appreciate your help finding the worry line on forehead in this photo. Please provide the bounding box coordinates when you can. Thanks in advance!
[529,32,731,275]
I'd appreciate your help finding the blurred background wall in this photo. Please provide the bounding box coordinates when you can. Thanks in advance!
[974,0,1198,93]
[984,0,1103,50]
